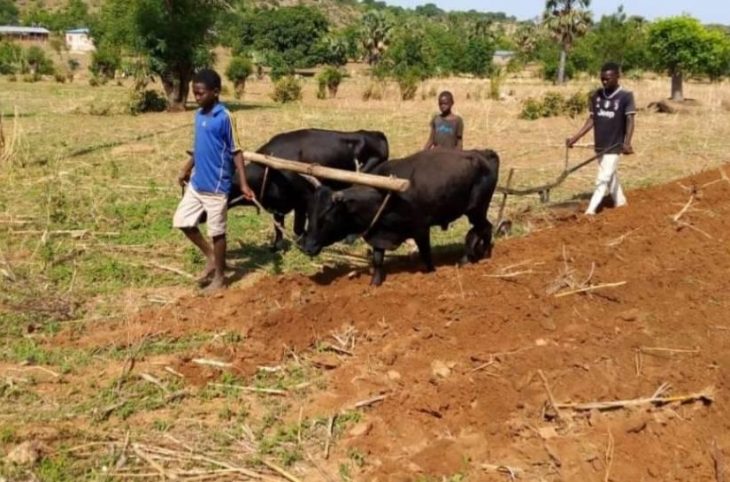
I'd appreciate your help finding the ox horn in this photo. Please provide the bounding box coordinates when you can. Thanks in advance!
[299,174,321,188]
[332,191,345,202]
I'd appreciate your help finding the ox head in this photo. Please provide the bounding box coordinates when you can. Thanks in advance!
[354,130,390,173]
[299,186,355,256]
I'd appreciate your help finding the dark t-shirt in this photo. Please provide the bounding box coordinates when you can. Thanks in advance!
[431,114,464,149]
[590,87,636,154]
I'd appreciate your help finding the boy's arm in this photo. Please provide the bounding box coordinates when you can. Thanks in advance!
[622,92,637,155]
[567,92,595,147]
[178,152,193,187]
[234,152,255,200]
[423,117,435,150]
[456,117,464,150]
[566,117,594,147]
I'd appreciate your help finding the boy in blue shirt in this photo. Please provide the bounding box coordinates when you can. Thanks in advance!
[173,69,255,292]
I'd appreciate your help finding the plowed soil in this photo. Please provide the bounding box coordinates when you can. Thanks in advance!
[59,165,730,481]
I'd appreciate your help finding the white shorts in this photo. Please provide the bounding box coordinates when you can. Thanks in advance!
[172,186,228,238]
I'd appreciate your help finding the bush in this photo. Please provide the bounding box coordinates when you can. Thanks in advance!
[0,42,22,75]
[519,91,589,120]
[25,46,54,75]
[7,74,17,82]
[316,66,344,99]
[395,69,421,101]
[225,56,253,99]
[519,97,544,120]
[564,91,590,118]
[128,89,168,114]
[22,73,41,83]
[362,82,384,101]
[489,67,505,100]
[271,76,302,103]
[541,92,566,117]
[54,72,67,83]
[90,46,120,80]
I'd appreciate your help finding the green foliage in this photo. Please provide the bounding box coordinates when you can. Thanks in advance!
[703,27,730,81]
[226,56,253,98]
[519,90,588,119]
[489,67,504,100]
[0,41,22,75]
[128,89,168,114]
[647,16,709,77]
[94,0,223,110]
[395,67,421,101]
[89,45,120,80]
[317,66,345,98]
[542,0,592,83]
[231,6,331,69]
[25,46,55,75]
[271,76,302,103]
[0,0,19,25]
[20,0,90,32]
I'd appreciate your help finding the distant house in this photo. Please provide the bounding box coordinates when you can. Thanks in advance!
[65,28,95,53]
[492,50,516,66]
[0,26,50,43]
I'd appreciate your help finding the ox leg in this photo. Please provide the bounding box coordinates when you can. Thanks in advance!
[272,214,287,252]
[414,232,435,273]
[370,248,386,286]
[293,208,306,238]
[463,211,493,264]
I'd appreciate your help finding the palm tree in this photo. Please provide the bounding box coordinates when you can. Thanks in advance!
[542,0,592,84]
[360,10,393,65]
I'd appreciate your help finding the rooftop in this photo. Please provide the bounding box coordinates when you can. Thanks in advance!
[0,26,51,35]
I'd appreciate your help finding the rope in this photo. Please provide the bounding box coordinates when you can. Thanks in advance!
[362,191,392,238]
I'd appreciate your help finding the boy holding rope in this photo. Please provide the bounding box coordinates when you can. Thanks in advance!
[173,69,255,292]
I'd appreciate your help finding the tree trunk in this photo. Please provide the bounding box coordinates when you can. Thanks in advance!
[557,47,567,85]
[161,66,193,112]
[671,71,684,102]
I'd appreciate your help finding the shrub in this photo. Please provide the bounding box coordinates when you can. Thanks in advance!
[541,92,566,117]
[22,73,41,83]
[7,74,17,82]
[362,82,384,101]
[225,56,253,99]
[564,91,590,118]
[128,89,168,114]
[519,97,544,120]
[89,46,120,80]
[395,69,420,101]
[271,76,302,103]
[316,66,344,98]
[489,67,505,100]
[54,72,67,83]
[25,46,54,75]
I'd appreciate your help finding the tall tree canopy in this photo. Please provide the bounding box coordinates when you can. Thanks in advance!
[542,0,592,84]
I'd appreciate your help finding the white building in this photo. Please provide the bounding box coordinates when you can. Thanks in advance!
[65,28,95,53]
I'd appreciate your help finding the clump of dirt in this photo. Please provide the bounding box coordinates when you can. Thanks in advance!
[57,165,730,480]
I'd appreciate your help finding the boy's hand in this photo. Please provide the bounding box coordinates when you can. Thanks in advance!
[622,143,634,155]
[565,136,577,148]
[177,171,190,187]
[242,185,255,201]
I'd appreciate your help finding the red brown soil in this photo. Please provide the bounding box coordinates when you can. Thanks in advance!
[58,165,730,481]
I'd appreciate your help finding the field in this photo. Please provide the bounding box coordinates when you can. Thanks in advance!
[1,66,730,481]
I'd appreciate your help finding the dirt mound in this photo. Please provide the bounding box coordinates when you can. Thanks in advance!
[58,165,730,480]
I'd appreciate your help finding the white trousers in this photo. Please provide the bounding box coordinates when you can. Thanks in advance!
[586,153,627,215]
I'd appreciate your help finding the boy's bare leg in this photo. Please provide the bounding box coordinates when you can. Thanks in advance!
[181,227,215,283]
[205,234,227,292]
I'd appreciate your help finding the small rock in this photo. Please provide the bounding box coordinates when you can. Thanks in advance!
[538,426,558,439]
[387,370,402,381]
[541,318,557,331]
[349,422,372,437]
[535,338,548,347]
[431,360,451,378]
[617,308,649,323]
[309,353,341,370]
[6,441,43,466]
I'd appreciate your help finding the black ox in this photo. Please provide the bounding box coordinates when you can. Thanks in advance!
[228,128,389,250]
[300,148,500,286]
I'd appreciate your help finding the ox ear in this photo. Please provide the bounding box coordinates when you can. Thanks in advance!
[332,191,346,203]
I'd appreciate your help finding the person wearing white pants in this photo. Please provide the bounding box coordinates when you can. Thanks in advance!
[567,62,636,215]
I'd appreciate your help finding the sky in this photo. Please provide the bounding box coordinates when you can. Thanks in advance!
[383,0,728,25]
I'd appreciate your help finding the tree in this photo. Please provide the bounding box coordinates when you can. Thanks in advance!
[542,0,592,84]
[702,27,730,82]
[647,16,712,101]
[360,10,394,65]
[579,8,649,74]
[95,0,223,111]
[226,56,253,99]
[21,0,90,32]
[0,0,19,25]
[232,6,330,69]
